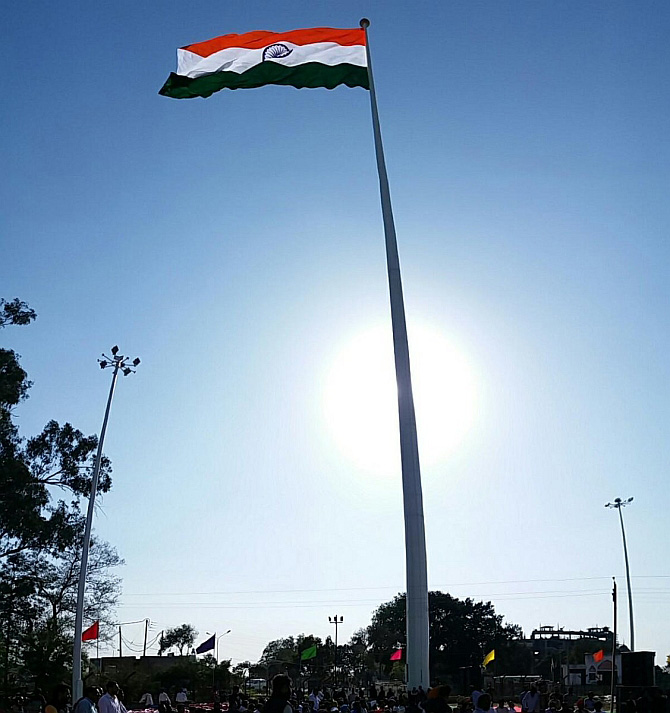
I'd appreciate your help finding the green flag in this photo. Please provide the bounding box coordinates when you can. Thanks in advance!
[301,644,317,661]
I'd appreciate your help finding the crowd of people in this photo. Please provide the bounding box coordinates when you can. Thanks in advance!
[4,677,668,713]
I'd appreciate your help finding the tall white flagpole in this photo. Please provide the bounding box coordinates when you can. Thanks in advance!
[360,18,430,689]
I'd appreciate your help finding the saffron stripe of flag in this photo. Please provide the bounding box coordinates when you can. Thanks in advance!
[160,27,369,99]
[183,27,365,55]
[593,649,605,662]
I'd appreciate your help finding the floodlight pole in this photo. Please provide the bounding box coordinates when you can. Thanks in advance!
[72,348,139,702]
[360,18,430,689]
[329,615,343,685]
[605,497,635,651]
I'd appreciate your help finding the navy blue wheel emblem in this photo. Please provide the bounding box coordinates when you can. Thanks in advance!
[262,43,293,61]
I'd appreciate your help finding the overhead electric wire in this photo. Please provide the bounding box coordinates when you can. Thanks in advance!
[121,635,145,653]
[116,618,150,625]
[118,592,612,610]
[121,574,670,598]
[117,586,670,608]
[145,631,162,648]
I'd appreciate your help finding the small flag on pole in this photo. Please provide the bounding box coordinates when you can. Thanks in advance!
[195,634,216,654]
[593,649,605,663]
[82,621,99,642]
[390,648,403,661]
[482,649,495,667]
[301,644,318,661]
[159,27,369,99]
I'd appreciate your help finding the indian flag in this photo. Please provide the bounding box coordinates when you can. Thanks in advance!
[160,26,369,99]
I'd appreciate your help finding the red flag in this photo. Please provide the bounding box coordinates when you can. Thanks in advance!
[593,649,604,662]
[390,648,402,661]
[82,621,99,642]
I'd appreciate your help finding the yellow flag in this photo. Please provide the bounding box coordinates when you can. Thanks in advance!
[482,649,495,666]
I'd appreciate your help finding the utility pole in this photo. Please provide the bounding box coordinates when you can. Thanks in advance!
[118,626,122,657]
[329,615,343,685]
[143,619,149,657]
[605,497,635,650]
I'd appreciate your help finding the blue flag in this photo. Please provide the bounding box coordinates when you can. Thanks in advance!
[195,634,215,654]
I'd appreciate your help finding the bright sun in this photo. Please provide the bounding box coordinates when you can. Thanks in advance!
[323,323,478,475]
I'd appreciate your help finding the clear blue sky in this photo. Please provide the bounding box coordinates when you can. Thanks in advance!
[3,0,670,665]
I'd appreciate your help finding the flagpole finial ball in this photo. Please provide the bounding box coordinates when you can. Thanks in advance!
[359,18,370,28]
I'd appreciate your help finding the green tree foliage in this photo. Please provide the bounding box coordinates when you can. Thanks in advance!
[1,535,123,692]
[367,591,523,681]
[0,300,112,560]
[0,299,36,328]
[232,660,252,685]
[257,632,372,687]
[159,624,198,656]
[261,636,299,663]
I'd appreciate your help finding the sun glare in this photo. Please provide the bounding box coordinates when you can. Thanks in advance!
[323,323,478,475]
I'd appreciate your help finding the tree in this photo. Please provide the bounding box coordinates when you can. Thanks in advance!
[159,624,198,656]
[256,632,376,688]
[31,535,123,633]
[0,536,122,692]
[367,591,523,682]
[0,299,36,328]
[0,299,112,560]
[232,660,252,687]
[261,636,298,663]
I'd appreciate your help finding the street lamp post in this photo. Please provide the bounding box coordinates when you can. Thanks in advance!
[206,629,231,688]
[206,629,232,664]
[206,630,231,688]
[605,496,635,651]
[329,615,343,686]
[217,630,231,662]
[72,347,140,702]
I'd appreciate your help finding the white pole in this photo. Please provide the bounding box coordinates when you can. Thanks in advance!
[611,578,617,711]
[360,18,430,689]
[617,506,635,651]
[72,361,121,702]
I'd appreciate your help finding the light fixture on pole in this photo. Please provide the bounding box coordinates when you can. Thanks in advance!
[72,347,140,702]
[605,496,635,650]
[329,615,343,684]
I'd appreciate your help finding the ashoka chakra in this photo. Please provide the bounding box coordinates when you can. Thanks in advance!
[262,43,293,61]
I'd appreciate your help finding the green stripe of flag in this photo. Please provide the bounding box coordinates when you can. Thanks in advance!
[159,62,369,99]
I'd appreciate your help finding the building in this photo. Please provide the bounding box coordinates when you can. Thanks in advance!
[90,654,187,678]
